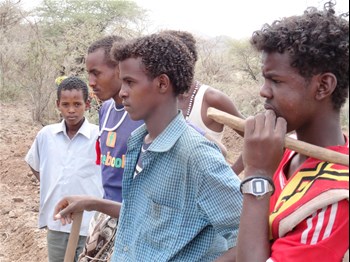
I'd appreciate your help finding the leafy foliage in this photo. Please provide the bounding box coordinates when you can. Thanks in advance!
[228,38,261,82]
[1,0,147,124]
[36,0,146,37]
[0,0,348,130]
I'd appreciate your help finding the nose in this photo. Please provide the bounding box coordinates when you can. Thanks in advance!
[88,74,96,88]
[259,82,272,99]
[68,105,76,113]
[119,83,128,99]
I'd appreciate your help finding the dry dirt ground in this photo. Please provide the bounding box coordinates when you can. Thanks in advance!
[0,101,243,262]
[0,101,47,262]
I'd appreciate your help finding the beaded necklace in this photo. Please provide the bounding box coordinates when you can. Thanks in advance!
[185,81,201,120]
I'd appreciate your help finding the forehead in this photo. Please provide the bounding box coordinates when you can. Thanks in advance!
[119,57,145,76]
[262,51,291,68]
[59,89,85,100]
[261,51,301,77]
[86,48,107,66]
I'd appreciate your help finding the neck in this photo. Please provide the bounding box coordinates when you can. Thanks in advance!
[113,95,123,106]
[144,100,178,144]
[65,117,85,139]
[296,110,345,147]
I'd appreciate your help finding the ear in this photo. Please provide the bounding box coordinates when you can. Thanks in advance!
[315,73,337,101]
[56,99,60,108]
[157,74,171,94]
[85,99,91,111]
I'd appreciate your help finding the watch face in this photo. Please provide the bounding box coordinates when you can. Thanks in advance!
[252,179,266,195]
[240,177,274,198]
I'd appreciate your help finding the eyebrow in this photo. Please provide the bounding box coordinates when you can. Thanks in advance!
[87,68,99,73]
[262,70,284,78]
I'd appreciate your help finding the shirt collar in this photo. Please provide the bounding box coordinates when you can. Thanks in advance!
[129,111,187,152]
[52,117,92,139]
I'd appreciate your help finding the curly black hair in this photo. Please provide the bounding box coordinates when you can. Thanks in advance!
[111,33,194,96]
[87,35,125,68]
[57,76,89,102]
[250,1,349,110]
[160,30,198,63]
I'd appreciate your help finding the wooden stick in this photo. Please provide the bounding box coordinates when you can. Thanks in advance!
[207,107,349,167]
[64,212,83,262]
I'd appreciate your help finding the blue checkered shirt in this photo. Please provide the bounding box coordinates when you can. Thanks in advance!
[112,112,242,262]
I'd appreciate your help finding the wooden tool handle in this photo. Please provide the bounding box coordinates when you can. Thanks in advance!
[64,212,83,262]
[207,107,349,167]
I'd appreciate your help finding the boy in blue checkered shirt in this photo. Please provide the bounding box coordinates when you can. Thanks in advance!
[54,33,242,262]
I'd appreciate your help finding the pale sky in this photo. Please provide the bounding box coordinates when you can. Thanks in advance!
[134,0,349,39]
[17,0,349,39]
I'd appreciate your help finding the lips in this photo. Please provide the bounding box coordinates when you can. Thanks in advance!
[264,103,283,119]
[67,117,77,121]
[264,103,275,112]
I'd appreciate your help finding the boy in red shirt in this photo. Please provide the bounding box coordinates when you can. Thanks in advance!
[235,2,349,262]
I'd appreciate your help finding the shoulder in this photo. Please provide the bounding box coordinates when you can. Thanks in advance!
[99,99,113,113]
[180,127,222,159]
[84,118,98,129]
[204,85,229,103]
[203,85,243,118]
[81,119,99,138]
[32,123,60,146]
[102,99,114,106]
[203,85,234,109]
[37,123,59,136]
[88,122,99,134]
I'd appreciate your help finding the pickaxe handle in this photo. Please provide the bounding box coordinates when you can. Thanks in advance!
[64,212,83,262]
[207,107,349,167]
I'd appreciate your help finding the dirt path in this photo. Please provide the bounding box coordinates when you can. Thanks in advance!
[0,101,47,262]
[0,100,243,262]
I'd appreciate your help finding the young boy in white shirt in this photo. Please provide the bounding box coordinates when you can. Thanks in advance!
[25,76,103,262]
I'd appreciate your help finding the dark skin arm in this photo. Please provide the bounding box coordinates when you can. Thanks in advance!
[236,110,286,262]
[28,165,40,181]
[203,87,244,136]
[215,247,237,262]
[53,196,121,225]
[231,154,244,176]
[205,132,228,158]
[204,87,245,175]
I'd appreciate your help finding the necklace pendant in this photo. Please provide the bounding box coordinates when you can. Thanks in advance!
[106,131,117,148]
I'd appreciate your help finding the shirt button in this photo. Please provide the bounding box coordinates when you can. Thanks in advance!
[123,246,128,252]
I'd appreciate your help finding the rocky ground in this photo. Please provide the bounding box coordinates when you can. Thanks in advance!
[0,101,47,262]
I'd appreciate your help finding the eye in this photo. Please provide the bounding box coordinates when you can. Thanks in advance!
[124,79,133,86]
[272,79,282,84]
[89,70,100,77]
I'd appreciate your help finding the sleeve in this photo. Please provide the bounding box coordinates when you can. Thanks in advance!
[194,142,243,246]
[270,200,349,262]
[25,135,40,172]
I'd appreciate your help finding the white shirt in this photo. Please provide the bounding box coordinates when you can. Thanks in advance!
[25,118,103,236]
[187,84,224,142]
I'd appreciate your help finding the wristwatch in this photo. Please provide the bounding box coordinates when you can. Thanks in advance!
[240,176,275,199]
